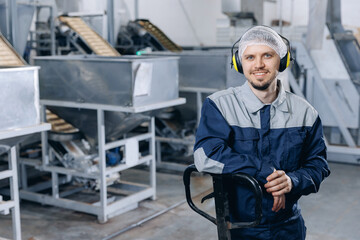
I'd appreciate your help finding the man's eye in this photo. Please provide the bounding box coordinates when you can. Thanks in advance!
[265,53,273,58]
[246,56,254,60]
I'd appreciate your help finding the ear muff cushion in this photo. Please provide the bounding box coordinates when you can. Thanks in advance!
[279,51,290,72]
[233,50,243,74]
[286,51,291,68]
[232,54,239,72]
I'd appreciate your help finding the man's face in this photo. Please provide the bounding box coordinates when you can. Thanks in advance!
[241,45,280,91]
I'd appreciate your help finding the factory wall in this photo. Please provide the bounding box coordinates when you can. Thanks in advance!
[123,0,360,46]
[76,0,360,46]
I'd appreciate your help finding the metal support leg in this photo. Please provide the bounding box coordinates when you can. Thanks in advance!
[97,109,107,223]
[156,140,162,164]
[150,117,156,200]
[9,146,21,240]
[149,117,156,200]
[52,171,59,198]
[49,6,56,56]
[41,105,49,167]
[20,163,28,190]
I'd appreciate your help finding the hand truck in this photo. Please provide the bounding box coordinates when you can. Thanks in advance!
[183,164,263,240]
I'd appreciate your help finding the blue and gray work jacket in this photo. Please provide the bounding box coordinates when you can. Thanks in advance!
[194,80,330,225]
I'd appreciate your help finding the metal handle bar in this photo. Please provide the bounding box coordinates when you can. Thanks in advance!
[183,164,263,229]
[183,164,217,224]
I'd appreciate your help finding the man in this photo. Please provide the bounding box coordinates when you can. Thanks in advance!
[193,26,330,239]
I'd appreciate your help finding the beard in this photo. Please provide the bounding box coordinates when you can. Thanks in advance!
[247,68,278,91]
[249,80,272,91]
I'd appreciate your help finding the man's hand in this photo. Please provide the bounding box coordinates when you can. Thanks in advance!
[264,170,292,212]
[272,195,285,212]
[264,170,293,196]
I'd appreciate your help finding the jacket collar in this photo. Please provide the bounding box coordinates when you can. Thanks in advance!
[239,80,289,114]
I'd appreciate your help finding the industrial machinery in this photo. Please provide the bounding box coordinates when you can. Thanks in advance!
[57,16,121,56]
[287,0,360,164]
[116,19,182,55]
[217,0,307,45]
[15,53,185,223]
[0,36,50,240]
[1,0,186,223]
[222,0,264,26]
[0,0,35,56]
[0,33,48,147]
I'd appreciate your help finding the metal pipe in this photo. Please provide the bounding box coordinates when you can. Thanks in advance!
[107,0,115,46]
[278,0,283,34]
[135,0,139,19]
[306,0,328,50]
[150,117,156,200]
[49,5,56,55]
[10,146,22,240]
[290,0,295,40]
[8,0,17,49]
[97,109,108,223]
[102,199,187,240]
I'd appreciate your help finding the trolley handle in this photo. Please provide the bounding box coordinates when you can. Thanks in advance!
[183,164,263,229]
[227,173,263,228]
[183,164,217,225]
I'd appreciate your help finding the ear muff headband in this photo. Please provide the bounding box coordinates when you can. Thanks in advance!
[230,28,293,74]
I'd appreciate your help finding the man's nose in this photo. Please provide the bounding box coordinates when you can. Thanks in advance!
[255,57,265,69]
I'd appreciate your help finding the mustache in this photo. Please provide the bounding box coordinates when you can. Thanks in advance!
[251,68,269,73]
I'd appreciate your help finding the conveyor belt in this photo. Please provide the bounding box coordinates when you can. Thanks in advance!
[136,19,182,52]
[0,35,26,66]
[59,16,120,57]
[46,110,78,134]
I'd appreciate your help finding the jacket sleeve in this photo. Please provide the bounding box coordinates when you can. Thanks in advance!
[194,98,274,184]
[287,116,330,198]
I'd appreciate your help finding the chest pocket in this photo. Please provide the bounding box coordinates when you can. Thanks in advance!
[233,129,259,155]
[286,129,307,171]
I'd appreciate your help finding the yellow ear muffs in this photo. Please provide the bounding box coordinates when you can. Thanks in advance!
[232,54,239,72]
[230,26,293,74]
[232,50,243,73]
[278,35,293,72]
[286,51,291,68]
[279,50,290,72]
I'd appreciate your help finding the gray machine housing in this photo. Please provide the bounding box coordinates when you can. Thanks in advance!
[0,66,40,131]
[34,55,179,107]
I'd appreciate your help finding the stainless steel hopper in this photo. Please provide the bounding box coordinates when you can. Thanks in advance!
[0,66,41,150]
[34,55,180,145]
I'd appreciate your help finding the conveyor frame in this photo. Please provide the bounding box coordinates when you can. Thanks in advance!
[0,123,50,240]
[19,98,185,223]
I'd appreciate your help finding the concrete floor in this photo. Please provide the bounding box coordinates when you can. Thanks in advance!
[0,162,359,240]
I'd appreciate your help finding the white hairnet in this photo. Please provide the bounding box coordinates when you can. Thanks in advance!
[238,26,287,61]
